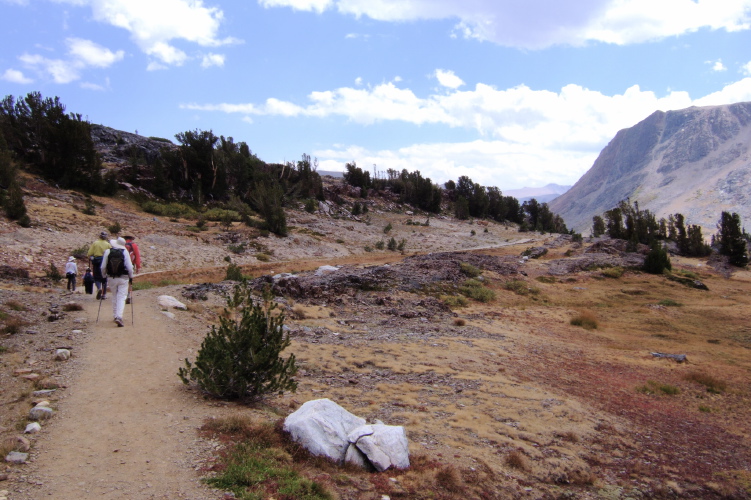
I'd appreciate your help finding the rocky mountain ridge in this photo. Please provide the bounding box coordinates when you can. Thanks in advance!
[550,102,751,235]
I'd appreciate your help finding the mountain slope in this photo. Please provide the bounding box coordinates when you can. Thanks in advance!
[550,102,751,234]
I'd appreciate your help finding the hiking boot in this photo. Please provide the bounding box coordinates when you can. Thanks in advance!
[96,290,102,300]
[115,318,124,327]
[126,297,131,304]
[101,294,107,300]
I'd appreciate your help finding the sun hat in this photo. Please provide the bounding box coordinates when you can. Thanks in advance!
[110,237,127,249]
[68,256,75,262]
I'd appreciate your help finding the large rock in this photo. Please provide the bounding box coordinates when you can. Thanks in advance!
[283,399,365,462]
[348,424,410,471]
[157,295,187,310]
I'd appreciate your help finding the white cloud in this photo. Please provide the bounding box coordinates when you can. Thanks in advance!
[54,0,239,67]
[742,61,751,76]
[201,53,225,68]
[710,59,727,72]
[184,72,751,189]
[19,53,80,83]
[67,37,124,67]
[354,76,363,86]
[259,0,332,13]
[434,69,464,89]
[17,37,124,83]
[1,68,34,84]
[260,0,751,49]
[80,81,106,90]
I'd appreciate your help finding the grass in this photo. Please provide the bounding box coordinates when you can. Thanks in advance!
[570,311,598,330]
[600,266,624,279]
[201,417,334,500]
[0,346,8,354]
[658,298,682,307]
[132,282,154,291]
[1,317,28,335]
[503,280,539,296]
[459,279,496,303]
[636,380,681,395]
[459,262,481,278]
[684,371,727,394]
[5,300,25,311]
[505,450,530,471]
[441,295,468,308]
[535,276,558,284]
[255,253,270,262]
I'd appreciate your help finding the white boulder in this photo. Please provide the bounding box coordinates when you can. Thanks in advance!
[157,295,187,310]
[348,424,410,471]
[54,349,71,361]
[283,399,365,463]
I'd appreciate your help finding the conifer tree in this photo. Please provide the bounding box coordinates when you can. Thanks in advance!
[178,282,297,400]
[716,212,748,267]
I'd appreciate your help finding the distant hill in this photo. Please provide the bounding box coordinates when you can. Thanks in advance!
[504,183,571,204]
[550,102,751,235]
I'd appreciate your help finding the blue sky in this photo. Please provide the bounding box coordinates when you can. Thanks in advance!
[2,0,751,190]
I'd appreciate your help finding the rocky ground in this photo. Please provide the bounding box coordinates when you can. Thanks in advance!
[2,177,751,499]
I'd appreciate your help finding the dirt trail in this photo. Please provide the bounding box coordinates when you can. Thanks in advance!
[16,289,220,500]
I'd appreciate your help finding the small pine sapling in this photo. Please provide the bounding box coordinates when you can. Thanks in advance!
[178,282,298,400]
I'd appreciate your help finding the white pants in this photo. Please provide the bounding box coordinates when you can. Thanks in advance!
[110,276,129,321]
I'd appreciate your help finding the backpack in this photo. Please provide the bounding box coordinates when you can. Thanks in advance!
[106,248,126,277]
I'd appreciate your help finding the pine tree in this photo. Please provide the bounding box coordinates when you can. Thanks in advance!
[717,212,748,267]
[178,282,297,400]
[643,241,671,274]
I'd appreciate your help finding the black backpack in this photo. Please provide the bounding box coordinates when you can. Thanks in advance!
[106,248,126,277]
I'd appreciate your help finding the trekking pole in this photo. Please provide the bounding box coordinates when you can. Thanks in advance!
[129,281,134,326]
[96,289,103,323]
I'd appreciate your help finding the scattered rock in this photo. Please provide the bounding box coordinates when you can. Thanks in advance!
[157,295,187,310]
[4,451,28,464]
[29,406,54,421]
[54,349,71,361]
[161,311,176,319]
[24,423,42,434]
[14,436,31,452]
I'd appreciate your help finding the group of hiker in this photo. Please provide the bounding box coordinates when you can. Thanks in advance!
[64,231,141,328]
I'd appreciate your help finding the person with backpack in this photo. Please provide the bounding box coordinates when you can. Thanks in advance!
[87,231,111,300]
[123,235,141,304]
[100,237,134,327]
[83,268,94,295]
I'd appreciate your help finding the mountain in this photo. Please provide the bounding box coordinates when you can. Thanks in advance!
[504,183,571,203]
[550,102,751,235]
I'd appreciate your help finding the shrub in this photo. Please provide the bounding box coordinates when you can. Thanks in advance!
[442,295,468,308]
[82,198,96,215]
[364,245,373,252]
[1,316,27,335]
[255,253,270,262]
[459,279,496,302]
[506,450,530,471]
[107,221,121,234]
[397,238,406,252]
[684,371,727,394]
[46,262,63,282]
[504,280,539,296]
[225,263,244,281]
[62,303,83,311]
[643,241,671,274]
[141,201,199,219]
[459,262,481,278]
[71,244,89,260]
[228,243,246,254]
[470,229,476,236]
[305,198,317,213]
[178,283,297,400]
[374,240,385,250]
[5,300,25,311]
[387,237,397,251]
[204,208,240,222]
[570,311,598,330]
[601,266,624,278]
[383,222,393,234]
[453,318,466,326]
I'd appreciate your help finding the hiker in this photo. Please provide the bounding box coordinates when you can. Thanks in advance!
[83,268,94,295]
[123,235,141,304]
[64,256,78,292]
[87,231,111,300]
[101,237,134,328]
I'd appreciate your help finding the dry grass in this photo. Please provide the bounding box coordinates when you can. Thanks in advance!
[684,371,727,394]
[1,316,28,335]
[453,318,466,326]
[570,310,598,330]
[62,302,83,311]
[4,300,26,311]
[505,450,530,471]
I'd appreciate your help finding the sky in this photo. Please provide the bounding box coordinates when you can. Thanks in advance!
[2,0,751,191]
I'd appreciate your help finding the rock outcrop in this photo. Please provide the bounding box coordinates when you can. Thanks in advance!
[551,102,751,235]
